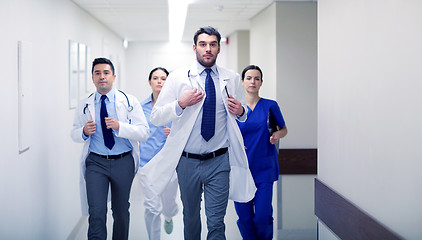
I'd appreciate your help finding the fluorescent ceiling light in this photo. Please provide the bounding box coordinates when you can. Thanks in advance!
[168,0,192,42]
[122,38,128,49]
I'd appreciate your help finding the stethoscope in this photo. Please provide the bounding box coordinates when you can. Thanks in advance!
[83,90,133,114]
[188,70,230,98]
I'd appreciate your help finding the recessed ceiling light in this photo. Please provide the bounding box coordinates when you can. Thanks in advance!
[215,5,224,12]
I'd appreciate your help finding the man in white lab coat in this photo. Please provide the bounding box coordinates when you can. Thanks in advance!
[140,27,256,240]
[71,58,149,240]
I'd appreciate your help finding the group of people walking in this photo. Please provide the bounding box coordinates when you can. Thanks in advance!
[71,26,287,240]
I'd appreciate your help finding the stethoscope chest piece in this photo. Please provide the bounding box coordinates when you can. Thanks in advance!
[128,106,133,112]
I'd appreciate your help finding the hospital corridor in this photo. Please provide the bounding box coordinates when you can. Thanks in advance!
[69,173,315,240]
[2,0,421,239]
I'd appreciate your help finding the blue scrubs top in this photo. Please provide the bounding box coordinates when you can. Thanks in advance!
[139,94,171,167]
[237,98,286,183]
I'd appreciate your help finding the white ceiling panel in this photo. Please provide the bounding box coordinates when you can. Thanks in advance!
[71,0,290,42]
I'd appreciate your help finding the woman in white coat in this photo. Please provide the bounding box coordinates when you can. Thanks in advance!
[139,67,179,239]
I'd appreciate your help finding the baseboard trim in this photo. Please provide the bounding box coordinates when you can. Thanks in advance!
[314,178,403,240]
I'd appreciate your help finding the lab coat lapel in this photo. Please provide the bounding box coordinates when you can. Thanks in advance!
[217,66,230,100]
[188,64,205,92]
[86,95,96,121]
[115,90,128,120]
[191,64,230,98]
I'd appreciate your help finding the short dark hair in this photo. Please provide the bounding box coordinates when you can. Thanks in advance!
[148,67,169,80]
[193,26,221,46]
[241,65,263,81]
[92,57,115,75]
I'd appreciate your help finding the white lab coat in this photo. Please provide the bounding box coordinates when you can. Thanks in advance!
[140,62,257,202]
[70,89,149,215]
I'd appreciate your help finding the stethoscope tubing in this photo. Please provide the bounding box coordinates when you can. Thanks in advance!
[83,90,133,114]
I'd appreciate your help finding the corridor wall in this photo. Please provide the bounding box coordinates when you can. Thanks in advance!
[0,0,125,239]
[318,0,422,239]
[249,1,318,235]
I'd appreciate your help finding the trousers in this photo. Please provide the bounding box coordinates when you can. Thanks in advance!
[234,182,274,240]
[85,152,135,240]
[176,152,230,240]
[140,171,179,240]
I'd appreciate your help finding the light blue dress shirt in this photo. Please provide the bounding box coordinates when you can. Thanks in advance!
[181,62,229,154]
[139,94,171,167]
[88,89,132,155]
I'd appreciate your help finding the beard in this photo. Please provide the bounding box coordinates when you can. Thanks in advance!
[197,54,217,68]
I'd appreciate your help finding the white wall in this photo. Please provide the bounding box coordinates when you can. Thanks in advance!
[281,175,316,229]
[318,0,422,239]
[276,2,317,231]
[227,30,250,75]
[250,2,318,148]
[226,32,239,74]
[250,1,318,233]
[250,3,278,100]
[124,41,195,101]
[276,2,317,149]
[0,0,125,239]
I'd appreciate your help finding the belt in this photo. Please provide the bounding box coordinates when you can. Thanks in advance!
[90,151,131,160]
[182,147,228,161]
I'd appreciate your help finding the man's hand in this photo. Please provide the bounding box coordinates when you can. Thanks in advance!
[227,94,244,116]
[163,126,171,137]
[105,117,119,130]
[83,120,96,136]
[178,88,205,109]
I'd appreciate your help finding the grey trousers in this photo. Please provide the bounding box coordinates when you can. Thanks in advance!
[85,152,135,240]
[176,152,230,240]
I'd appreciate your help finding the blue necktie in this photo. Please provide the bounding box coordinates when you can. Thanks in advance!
[100,95,115,149]
[201,69,216,142]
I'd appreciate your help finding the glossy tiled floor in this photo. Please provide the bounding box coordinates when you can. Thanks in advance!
[72,172,316,240]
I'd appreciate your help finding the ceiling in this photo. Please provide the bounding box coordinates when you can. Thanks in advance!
[71,0,276,43]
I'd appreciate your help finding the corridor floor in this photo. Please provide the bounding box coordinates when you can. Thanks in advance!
[72,172,316,240]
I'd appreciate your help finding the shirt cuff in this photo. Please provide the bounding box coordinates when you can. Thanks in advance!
[236,107,247,121]
[176,102,183,116]
[239,107,245,117]
[82,132,88,141]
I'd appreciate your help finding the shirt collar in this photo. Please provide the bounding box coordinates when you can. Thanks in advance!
[141,93,153,106]
[146,93,153,104]
[196,61,218,76]
[95,88,115,103]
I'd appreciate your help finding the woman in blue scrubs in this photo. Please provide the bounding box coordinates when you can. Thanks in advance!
[235,65,288,240]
